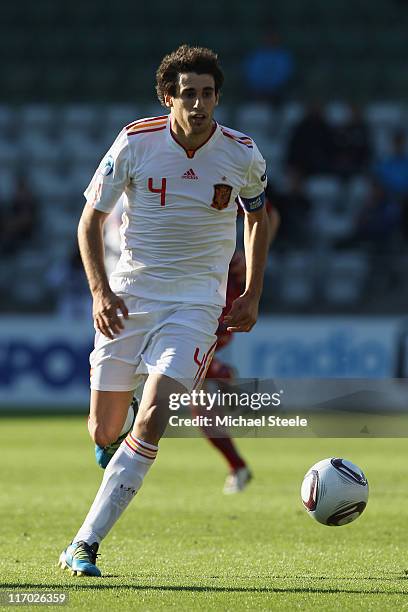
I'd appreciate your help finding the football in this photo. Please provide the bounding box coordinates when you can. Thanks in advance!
[301,458,369,526]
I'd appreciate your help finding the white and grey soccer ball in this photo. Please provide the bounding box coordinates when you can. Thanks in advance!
[119,402,136,436]
[301,458,368,526]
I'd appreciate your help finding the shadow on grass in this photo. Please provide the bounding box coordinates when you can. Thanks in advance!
[1,582,408,596]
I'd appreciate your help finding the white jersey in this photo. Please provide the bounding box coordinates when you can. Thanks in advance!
[84,115,267,307]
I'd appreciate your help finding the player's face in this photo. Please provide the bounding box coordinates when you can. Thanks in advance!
[166,72,218,136]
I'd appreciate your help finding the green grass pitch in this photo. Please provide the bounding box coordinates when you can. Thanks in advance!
[1,416,408,611]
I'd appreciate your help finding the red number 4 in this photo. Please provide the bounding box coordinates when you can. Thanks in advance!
[148,177,167,206]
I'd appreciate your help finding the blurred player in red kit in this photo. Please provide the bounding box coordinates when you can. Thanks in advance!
[193,200,279,493]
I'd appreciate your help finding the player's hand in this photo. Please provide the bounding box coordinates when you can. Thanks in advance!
[92,289,129,339]
[223,292,259,333]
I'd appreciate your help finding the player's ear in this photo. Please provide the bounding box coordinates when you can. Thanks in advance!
[164,93,173,108]
[215,92,219,106]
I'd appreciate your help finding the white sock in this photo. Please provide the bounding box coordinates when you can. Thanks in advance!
[73,434,158,545]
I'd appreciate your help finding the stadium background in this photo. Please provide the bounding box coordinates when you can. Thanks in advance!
[1,0,408,408]
[2,3,408,610]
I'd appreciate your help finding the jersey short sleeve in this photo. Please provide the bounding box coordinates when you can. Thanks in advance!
[84,129,130,213]
[238,142,267,213]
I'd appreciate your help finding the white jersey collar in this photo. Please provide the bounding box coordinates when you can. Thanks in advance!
[166,116,221,159]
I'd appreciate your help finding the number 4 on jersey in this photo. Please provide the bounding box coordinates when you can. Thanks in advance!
[148,178,167,206]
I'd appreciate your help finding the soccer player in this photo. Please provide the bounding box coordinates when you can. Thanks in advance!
[100,201,279,494]
[59,44,270,577]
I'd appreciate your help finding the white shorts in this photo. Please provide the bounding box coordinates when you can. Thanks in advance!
[90,295,221,393]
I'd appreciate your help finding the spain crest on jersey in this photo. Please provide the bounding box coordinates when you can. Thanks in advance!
[211,184,233,210]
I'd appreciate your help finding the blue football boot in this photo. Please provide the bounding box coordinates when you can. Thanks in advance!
[58,541,101,577]
[95,431,129,468]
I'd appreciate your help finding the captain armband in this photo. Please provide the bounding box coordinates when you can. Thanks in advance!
[238,192,265,212]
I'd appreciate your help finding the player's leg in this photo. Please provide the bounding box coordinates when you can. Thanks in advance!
[89,389,138,469]
[59,389,134,576]
[60,373,185,576]
[60,302,220,576]
[190,400,246,471]
[88,301,149,468]
[191,407,252,493]
[131,373,182,444]
[65,314,220,569]
[88,389,134,449]
[192,358,252,493]
[60,299,151,576]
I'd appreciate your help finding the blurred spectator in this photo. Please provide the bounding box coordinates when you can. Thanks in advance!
[286,103,335,177]
[266,172,312,248]
[0,176,38,255]
[333,104,372,179]
[336,180,401,250]
[243,30,295,104]
[374,130,408,198]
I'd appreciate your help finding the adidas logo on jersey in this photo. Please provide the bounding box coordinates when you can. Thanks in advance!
[182,168,199,180]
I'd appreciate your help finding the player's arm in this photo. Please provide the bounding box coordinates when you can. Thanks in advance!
[79,128,131,338]
[224,143,270,333]
[224,205,269,332]
[78,204,128,339]
[229,201,279,281]
[243,205,270,299]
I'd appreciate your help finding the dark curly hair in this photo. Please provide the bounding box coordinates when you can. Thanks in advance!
[156,44,224,106]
